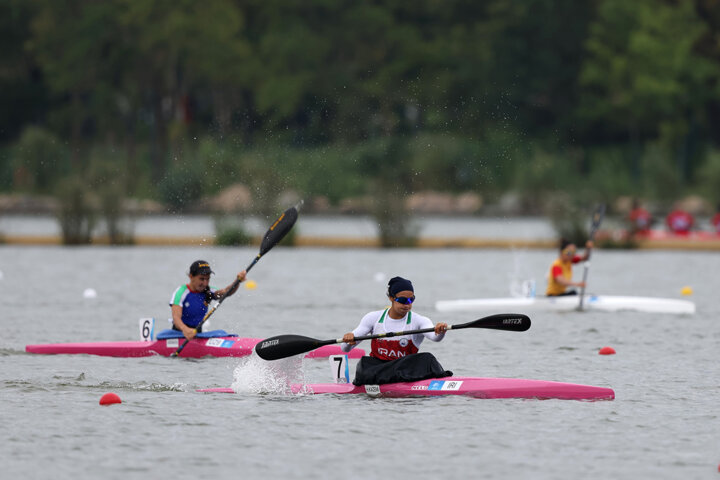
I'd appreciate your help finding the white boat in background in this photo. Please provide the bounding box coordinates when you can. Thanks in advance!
[435,294,695,315]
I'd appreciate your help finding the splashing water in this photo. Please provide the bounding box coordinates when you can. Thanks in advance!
[508,248,536,298]
[231,354,310,395]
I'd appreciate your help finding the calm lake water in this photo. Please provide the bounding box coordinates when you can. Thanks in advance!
[1,245,718,479]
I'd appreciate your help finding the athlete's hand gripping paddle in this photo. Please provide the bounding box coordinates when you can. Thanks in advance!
[171,202,301,357]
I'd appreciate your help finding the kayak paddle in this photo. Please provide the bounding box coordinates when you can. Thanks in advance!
[577,203,605,311]
[254,313,531,361]
[171,201,301,357]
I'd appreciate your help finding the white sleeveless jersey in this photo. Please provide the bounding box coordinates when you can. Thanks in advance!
[341,309,445,353]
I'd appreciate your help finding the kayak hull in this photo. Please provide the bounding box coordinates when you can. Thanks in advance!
[435,295,695,315]
[198,376,615,401]
[25,337,365,359]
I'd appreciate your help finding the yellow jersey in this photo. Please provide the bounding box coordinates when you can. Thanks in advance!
[546,258,574,296]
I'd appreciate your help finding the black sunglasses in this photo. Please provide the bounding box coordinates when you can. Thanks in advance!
[393,296,416,305]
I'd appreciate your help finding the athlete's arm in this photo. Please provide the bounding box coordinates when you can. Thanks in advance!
[554,275,585,289]
[171,304,196,341]
[341,312,376,351]
[417,314,446,342]
[216,271,247,299]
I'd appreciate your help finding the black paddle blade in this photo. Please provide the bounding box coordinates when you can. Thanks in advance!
[455,313,531,332]
[254,334,325,361]
[259,205,299,256]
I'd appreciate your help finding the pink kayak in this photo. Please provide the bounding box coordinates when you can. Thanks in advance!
[198,376,615,401]
[25,336,365,359]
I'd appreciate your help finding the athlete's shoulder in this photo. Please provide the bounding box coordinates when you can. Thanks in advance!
[410,310,432,326]
[170,284,189,305]
[360,309,386,322]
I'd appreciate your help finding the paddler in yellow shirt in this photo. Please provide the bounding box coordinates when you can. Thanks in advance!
[546,239,593,296]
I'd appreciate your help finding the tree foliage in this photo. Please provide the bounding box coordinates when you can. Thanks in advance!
[4,0,720,207]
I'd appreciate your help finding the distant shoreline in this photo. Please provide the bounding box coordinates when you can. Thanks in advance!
[3,234,720,250]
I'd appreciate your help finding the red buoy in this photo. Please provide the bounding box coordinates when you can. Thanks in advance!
[598,346,616,355]
[99,392,122,405]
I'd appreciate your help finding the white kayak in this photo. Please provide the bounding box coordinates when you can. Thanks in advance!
[435,294,695,315]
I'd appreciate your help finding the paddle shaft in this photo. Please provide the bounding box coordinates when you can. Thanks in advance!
[171,204,300,357]
[290,326,449,351]
[255,313,531,361]
[343,317,524,343]
[578,204,606,310]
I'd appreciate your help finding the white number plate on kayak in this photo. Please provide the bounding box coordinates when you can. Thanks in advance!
[330,355,349,383]
[165,339,179,348]
[364,385,381,397]
[139,318,154,342]
[205,338,234,348]
[428,380,463,391]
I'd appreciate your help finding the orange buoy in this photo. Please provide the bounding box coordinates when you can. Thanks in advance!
[99,392,122,405]
[598,346,616,355]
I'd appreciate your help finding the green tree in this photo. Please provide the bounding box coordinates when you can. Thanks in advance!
[12,126,69,193]
[55,174,96,245]
[357,137,418,247]
[578,0,719,182]
[115,0,251,181]
[0,0,47,144]
[28,0,123,169]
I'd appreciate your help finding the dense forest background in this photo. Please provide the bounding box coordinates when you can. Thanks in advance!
[3,0,720,222]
